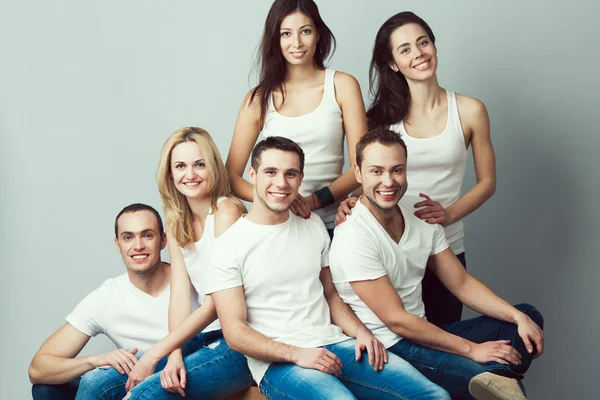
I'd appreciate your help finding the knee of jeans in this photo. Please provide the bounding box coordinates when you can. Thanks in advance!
[78,367,113,393]
[31,385,52,400]
[514,303,544,329]
[431,386,451,400]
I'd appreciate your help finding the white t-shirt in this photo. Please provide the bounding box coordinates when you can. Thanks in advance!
[207,212,349,383]
[180,197,229,333]
[329,199,449,348]
[66,273,193,354]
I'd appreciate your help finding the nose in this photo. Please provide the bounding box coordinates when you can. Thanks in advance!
[382,172,393,187]
[274,173,288,188]
[133,236,144,250]
[185,166,195,180]
[414,45,423,58]
[293,33,302,49]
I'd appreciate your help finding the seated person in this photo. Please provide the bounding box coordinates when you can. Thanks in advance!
[208,136,450,400]
[28,203,198,400]
[329,128,545,400]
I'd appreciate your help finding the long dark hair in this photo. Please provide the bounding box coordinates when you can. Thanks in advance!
[250,0,336,127]
[366,12,436,129]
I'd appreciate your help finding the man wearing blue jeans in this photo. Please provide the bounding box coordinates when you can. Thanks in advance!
[329,128,545,400]
[208,137,450,399]
[28,203,201,399]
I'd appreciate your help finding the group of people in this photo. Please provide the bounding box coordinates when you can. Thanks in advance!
[28,1,545,400]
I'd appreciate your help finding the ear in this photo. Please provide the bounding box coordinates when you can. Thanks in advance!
[248,166,256,184]
[353,162,362,184]
[160,232,167,250]
[114,238,121,252]
[388,61,399,72]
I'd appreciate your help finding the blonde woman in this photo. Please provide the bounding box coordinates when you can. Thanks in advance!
[125,127,252,399]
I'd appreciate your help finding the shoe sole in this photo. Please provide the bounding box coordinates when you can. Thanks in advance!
[468,376,526,400]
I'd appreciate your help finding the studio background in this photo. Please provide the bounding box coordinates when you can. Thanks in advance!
[1,1,597,398]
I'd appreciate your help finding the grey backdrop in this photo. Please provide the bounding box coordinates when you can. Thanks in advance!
[2,1,597,398]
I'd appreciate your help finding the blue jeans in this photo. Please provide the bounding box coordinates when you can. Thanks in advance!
[127,330,252,399]
[388,303,544,400]
[260,338,450,400]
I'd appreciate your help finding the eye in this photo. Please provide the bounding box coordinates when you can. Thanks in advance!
[123,235,132,241]
[174,163,184,169]
[419,39,429,47]
[371,169,381,175]
[286,172,298,178]
[195,162,205,168]
[393,167,404,174]
[281,31,291,37]
[265,171,276,175]
[144,233,153,239]
[302,28,312,35]
[401,48,409,54]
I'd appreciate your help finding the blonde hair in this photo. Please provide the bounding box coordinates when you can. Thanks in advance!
[156,127,243,249]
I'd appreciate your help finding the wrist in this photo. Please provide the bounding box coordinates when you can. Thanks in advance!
[461,340,475,359]
[314,186,335,208]
[511,311,527,325]
[311,193,321,210]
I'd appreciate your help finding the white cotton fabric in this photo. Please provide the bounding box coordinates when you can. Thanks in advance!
[180,197,229,333]
[206,212,349,383]
[260,69,344,229]
[391,91,468,254]
[329,199,449,348]
[66,273,176,353]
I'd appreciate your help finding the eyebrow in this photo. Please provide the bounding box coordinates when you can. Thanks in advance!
[262,167,301,174]
[396,35,428,51]
[280,24,314,31]
[172,158,205,165]
[366,164,406,169]
[120,229,156,237]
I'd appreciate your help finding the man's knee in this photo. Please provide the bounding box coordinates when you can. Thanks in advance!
[32,379,80,400]
[78,367,125,397]
[514,303,544,329]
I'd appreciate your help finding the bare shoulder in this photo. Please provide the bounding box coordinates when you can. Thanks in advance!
[333,70,361,92]
[239,88,262,114]
[214,197,246,220]
[455,93,488,120]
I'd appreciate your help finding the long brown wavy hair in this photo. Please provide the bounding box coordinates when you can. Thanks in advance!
[250,0,336,127]
[367,12,436,129]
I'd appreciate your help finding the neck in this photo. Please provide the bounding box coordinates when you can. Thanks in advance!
[187,195,212,227]
[128,262,170,297]
[285,62,320,85]
[246,200,290,225]
[360,196,403,231]
[406,77,444,113]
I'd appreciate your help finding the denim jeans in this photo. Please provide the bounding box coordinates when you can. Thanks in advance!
[422,252,467,327]
[260,338,450,400]
[32,377,80,400]
[388,303,544,400]
[126,329,252,399]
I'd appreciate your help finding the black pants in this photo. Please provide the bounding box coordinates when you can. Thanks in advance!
[422,252,466,327]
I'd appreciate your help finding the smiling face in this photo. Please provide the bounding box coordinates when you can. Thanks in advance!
[249,149,303,214]
[170,141,210,200]
[355,142,408,212]
[114,210,166,275]
[389,22,437,82]
[279,11,318,66]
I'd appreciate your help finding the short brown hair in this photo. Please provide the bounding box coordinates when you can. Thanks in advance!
[251,136,305,173]
[356,127,407,168]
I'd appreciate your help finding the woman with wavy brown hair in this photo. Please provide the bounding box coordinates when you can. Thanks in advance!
[226,0,368,237]
[124,127,252,399]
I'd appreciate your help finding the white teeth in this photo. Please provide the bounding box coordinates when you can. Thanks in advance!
[133,255,148,260]
[378,191,396,196]
[414,61,429,70]
[270,193,287,198]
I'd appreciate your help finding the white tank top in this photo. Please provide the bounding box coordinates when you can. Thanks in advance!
[180,197,229,332]
[260,69,344,229]
[391,91,468,254]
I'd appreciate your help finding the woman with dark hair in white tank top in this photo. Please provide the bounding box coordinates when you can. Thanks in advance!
[337,12,496,327]
[226,0,368,236]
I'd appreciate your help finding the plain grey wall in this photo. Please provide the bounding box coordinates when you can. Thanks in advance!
[1,0,597,398]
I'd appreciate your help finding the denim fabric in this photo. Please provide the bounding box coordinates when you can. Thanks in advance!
[260,338,450,400]
[126,330,252,400]
[389,303,544,400]
[32,378,80,400]
[422,252,467,327]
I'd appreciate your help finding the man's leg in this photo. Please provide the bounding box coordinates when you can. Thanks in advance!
[74,367,129,400]
[422,252,467,326]
[32,378,80,400]
[260,362,356,400]
[326,339,450,400]
[389,303,544,399]
[127,333,252,399]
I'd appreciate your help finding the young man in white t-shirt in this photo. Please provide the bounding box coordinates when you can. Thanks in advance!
[207,136,450,399]
[329,128,545,400]
[28,203,199,400]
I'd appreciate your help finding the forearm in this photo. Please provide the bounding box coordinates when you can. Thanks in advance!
[146,301,218,363]
[228,173,254,203]
[455,275,521,324]
[168,247,192,333]
[389,312,473,357]
[223,322,299,364]
[326,169,360,203]
[445,179,495,225]
[29,354,97,385]
[325,292,364,337]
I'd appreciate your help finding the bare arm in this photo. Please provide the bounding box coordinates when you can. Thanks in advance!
[350,275,522,365]
[226,91,262,202]
[213,286,343,375]
[29,323,138,385]
[166,234,192,360]
[445,96,496,225]
[322,73,368,202]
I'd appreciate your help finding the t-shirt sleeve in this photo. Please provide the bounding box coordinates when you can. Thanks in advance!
[65,284,108,338]
[206,238,243,294]
[332,229,387,282]
[431,224,450,255]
